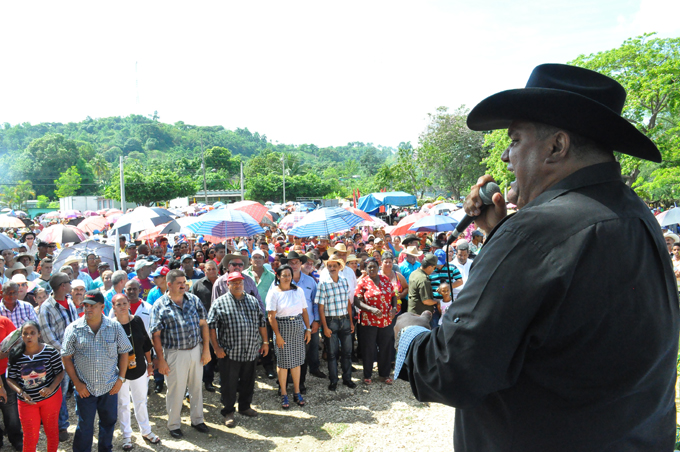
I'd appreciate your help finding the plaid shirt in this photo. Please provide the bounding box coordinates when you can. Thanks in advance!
[38,296,79,351]
[0,300,38,328]
[61,315,132,397]
[316,275,350,317]
[207,292,265,362]
[150,292,206,350]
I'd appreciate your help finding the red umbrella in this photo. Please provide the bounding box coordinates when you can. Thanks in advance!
[343,206,372,222]
[105,209,124,217]
[388,211,429,236]
[229,201,269,223]
[77,216,108,235]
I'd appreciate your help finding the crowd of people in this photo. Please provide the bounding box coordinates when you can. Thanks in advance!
[0,221,483,451]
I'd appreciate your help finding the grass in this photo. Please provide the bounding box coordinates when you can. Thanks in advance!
[321,422,349,438]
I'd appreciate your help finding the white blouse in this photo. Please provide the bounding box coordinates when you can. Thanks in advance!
[266,287,307,317]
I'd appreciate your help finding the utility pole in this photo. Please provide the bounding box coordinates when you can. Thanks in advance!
[240,161,244,201]
[119,156,126,212]
[201,135,207,204]
[282,155,286,204]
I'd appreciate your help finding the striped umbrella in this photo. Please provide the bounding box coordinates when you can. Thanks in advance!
[37,224,87,244]
[288,207,364,238]
[344,206,372,222]
[187,209,264,238]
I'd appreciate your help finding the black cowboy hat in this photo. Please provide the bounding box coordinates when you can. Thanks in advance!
[467,64,661,162]
[401,234,420,246]
[285,250,308,264]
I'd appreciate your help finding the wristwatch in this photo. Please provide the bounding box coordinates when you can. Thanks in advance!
[118,376,126,383]
[306,328,312,332]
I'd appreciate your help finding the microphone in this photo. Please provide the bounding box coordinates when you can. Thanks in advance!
[447,182,501,245]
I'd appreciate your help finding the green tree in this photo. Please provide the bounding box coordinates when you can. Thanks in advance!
[417,106,486,199]
[105,167,198,206]
[480,130,514,190]
[570,33,680,188]
[54,166,82,199]
[18,134,80,197]
[36,195,50,208]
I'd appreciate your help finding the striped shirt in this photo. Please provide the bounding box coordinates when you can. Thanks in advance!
[62,316,132,397]
[429,265,462,300]
[7,344,63,403]
[150,292,206,350]
[316,276,350,317]
[0,300,39,328]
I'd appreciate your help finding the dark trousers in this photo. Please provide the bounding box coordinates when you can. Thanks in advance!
[73,392,117,452]
[324,316,353,384]
[300,328,321,386]
[260,322,275,372]
[360,324,395,379]
[218,356,257,415]
[0,375,22,447]
[203,344,218,385]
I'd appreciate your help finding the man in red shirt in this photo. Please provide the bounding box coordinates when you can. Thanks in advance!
[0,315,22,450]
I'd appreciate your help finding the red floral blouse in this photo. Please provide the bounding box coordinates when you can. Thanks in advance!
[355,275,394,328]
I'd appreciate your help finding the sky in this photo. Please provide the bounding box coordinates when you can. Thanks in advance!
[1,0,678,149]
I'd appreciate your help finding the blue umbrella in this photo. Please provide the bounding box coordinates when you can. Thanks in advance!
[187,208,264,238]
[288,207,364,238]
[0,234,19,249]
[410,215,459,233]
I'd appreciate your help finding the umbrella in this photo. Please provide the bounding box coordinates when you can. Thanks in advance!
[288,207,365,238]
[659,208,680,227]
[267,210,281,222]
[137,220,182,240]
[77,216,108,235]
[110,207,177,235]
[61,209,81,219]
[53,240,117,272]
[43,211,61,220]
[343,206,373,222]
[410,214,459,233]
[431,203,459,216]
[278,212,308,230]
[213,201,225,208]
[187,209,264,238]
[37,224,87,244]
[357,215,389,228]
[449,209,467,223]
[389,211,429,236]
[0,215,26,228]
[83,210,98,218]
[229,201,269,223]
[104,209,124,217]
[0,234,19,249]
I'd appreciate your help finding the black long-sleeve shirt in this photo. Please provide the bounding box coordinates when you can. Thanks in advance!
[402,162,679,451]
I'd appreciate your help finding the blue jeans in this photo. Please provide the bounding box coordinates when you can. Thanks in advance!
[0,375,22,447]
[59,373,70,431]
[324,316,353,384]
[73,392,118,452]
[300,328,321,385]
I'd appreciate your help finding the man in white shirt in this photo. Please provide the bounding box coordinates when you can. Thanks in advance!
[450,239,473,301]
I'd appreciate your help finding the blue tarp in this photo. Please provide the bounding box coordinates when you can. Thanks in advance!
[357,191,417,214]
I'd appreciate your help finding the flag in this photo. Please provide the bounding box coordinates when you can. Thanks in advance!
[379,188,386,213]
[353,189,357,208]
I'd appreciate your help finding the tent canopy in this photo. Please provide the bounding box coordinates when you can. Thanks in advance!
[357,191,417,214]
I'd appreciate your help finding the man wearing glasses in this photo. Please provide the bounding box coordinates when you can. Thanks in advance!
[0,280,38,327]
[212,254,263,314]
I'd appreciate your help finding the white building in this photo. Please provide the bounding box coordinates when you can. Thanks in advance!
[60,196,136,212]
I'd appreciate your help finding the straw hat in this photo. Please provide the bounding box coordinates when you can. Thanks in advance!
[346,254,361,263]
[324,253,345,270]
[402,246,423,258]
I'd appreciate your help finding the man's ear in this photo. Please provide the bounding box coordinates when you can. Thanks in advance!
[545,130,570,163]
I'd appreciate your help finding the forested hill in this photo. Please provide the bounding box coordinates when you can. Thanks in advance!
[0,114,397,204]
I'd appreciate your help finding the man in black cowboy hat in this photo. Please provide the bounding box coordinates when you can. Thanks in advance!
[394,64,678,450]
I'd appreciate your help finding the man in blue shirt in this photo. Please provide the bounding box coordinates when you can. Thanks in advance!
[399,246,422,283]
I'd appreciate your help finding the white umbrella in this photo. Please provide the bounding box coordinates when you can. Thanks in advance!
[53,240,117,272]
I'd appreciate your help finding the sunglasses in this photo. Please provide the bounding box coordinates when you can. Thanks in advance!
[230,263,244,267]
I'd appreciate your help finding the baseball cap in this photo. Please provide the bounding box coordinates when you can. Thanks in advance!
[226,271,244,282]
[151,267,170,278]
[180,254,193,262]
[422,253,438,267]
[456,239,470,251]
[134,260,154,271]
[251,250,266,259]
[83,290,105,305]
[434,249,447,266]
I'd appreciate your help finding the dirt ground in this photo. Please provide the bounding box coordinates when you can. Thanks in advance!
[35,363,455,452]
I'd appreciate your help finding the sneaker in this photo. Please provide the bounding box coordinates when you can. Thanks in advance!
[59,429,69,442]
